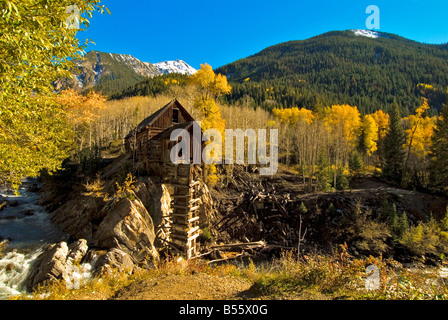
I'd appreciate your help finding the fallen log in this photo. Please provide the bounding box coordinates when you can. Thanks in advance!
[206,252,249,265]
[266,244,297,250]
[210,240,266,250]
[189,250,214,259]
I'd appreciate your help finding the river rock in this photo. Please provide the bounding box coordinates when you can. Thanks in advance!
[26,242,70,290]
[93,248,134,275]
[27,184,40,193]
[21,210,34,217]
[0,236,12,244]
[0,237,12,243]
[26,239,90,291]
[67,239,88,263]
[134,177,170,233]
[0,216,18,221]
[8,200,19,207]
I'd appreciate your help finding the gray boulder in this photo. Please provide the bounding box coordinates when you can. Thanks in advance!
[93,194,159,266]
[93,248,135,275]
[26,240,90,291]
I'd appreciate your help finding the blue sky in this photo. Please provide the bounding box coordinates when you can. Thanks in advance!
[77,0,448,69]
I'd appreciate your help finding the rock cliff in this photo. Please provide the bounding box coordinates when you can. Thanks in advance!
[28,171,173,290]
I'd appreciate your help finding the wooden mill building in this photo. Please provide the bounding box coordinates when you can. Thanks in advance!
[125,99,203,259]
[125,99,194,159]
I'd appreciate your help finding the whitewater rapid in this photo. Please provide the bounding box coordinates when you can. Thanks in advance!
[0,179,65,299]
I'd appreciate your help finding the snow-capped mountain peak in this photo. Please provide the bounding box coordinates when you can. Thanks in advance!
[57,51,197,95]
[153,60,197,75]
[351,29,387,39]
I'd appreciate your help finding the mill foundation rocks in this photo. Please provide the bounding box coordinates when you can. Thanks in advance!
[92,195,159,267]
[28,169,186,291]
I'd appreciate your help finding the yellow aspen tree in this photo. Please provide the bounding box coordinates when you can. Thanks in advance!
[371,110,390,140]
[188,63,231,100]
[403,99,431,164]
[0,0,109,190]
[56,89,106,154]
[323,104,362,149]
[272,108,293,166]
[404,100,437,160]
[403,98,437,185]
[323,104,362,187]
[362,114,379,156]
[273,107,315,178]
[188,64,231,185]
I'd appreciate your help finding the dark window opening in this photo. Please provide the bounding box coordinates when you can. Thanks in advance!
[172,108,179,123]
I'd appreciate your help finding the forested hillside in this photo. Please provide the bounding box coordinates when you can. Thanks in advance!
[215,30,448,115]
[110,73,190,99]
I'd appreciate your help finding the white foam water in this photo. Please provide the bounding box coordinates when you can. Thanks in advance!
[439,267,448,278]
[0,249,42,299]
[0,179,65,299]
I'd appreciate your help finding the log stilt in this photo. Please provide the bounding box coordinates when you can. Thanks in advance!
[166,164,202,259]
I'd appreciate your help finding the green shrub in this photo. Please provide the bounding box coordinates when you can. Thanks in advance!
[355,219,391,254]
[399,218,441,256]
[114,173,137,201]
[298,202,308,214]
[200,227,212,242]
[352,208,392,255]
[335,169,349,190]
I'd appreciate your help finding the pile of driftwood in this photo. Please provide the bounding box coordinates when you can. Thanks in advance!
[210,187,307,257]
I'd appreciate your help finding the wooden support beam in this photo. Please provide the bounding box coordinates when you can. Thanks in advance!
[172,183,190,188]
[188,216,200,223]
[172,213,195,219]
[189,198,201,204]
[189,205,200,212]
[187,232,200,242]
[187,225,200,235]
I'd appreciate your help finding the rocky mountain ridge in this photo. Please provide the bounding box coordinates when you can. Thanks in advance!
[56,51,196,96]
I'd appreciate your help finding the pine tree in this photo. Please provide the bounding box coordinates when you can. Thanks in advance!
[430,97,448,191]
[349,150,364,176]
[440,205,448,232]
[382,102,406,184]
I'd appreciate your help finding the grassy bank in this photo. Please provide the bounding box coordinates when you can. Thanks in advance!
[15,248,448,301]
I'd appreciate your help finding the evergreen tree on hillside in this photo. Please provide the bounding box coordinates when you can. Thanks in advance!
[382,102,406,184]
[215,31,448,114]
[430,96,448,191]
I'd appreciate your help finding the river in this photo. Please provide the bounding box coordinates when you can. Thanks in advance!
[0,179,65,299]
